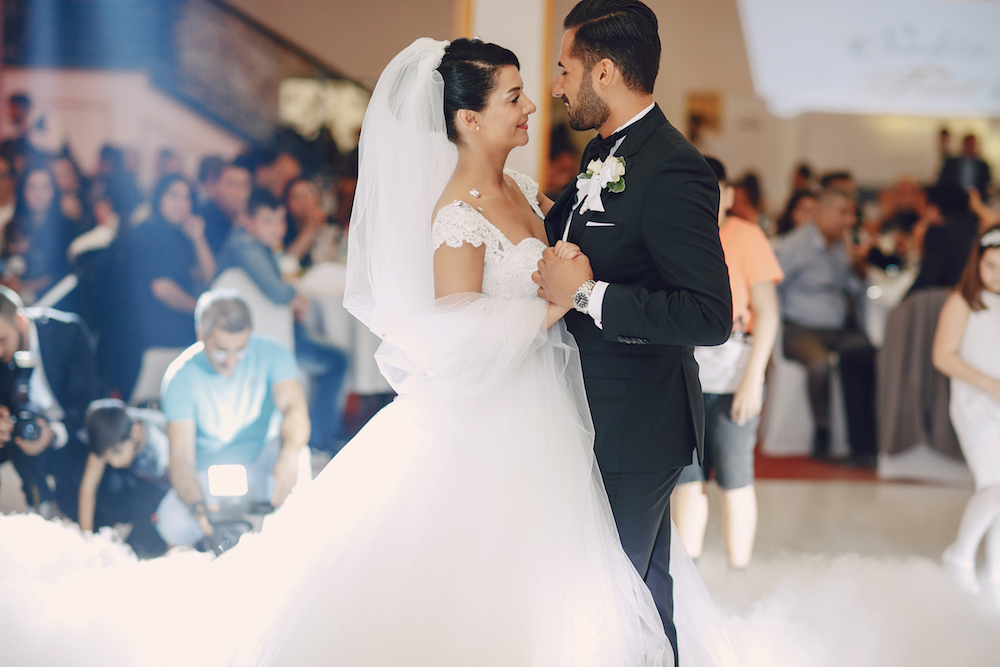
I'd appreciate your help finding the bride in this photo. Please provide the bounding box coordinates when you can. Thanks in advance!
[0,37,738,667]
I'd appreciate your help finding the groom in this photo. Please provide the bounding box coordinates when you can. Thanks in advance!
[534,0,732,660]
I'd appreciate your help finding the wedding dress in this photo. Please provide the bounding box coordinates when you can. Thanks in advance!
[211,170,672,666]
[0,38,739,667]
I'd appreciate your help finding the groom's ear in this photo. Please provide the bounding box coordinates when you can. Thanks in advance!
[594,58,618,92]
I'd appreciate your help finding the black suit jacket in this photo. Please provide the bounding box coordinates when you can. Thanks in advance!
[544,106,732,473]
[938,156,992,200]
[0,308,103,442]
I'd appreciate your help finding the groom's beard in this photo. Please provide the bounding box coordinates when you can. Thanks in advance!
[565,75,610,132]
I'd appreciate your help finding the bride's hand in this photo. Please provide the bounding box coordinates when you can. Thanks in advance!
[553,241,582,260]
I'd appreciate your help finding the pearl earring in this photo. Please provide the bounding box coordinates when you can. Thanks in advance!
[476,125,480,131]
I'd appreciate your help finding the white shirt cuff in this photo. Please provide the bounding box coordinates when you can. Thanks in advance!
[49,420,68,450]
[587,281,610,330]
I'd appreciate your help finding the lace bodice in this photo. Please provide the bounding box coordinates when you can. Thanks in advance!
[432,169,547,301]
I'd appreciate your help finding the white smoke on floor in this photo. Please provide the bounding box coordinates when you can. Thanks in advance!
[2,513,1000,667]
[697,551,1000,667]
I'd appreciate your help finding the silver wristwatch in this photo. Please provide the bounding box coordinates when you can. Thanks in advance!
[573,279,597,313]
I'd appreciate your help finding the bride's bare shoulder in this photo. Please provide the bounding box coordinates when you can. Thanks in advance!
[433,181,470,221]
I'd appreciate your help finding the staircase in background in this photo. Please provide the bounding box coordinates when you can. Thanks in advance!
[2,0,358,144]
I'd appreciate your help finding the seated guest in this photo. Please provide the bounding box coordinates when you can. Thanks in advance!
[198,160,252,255]
[91,145,143,225]
[282,177,337,267]
[2,165,75,305]
[0,286,103,519]
[155,291,311,547]
[775,189,817,237]
[128,174,216,353]
[775,188,876,464]
[673,157,783,569]
[908,180,981,296]
[933,224,1000,592]
[0,155,15,253]
[196,155,225,208]
[250,147,302,200]
[217,189,348,454]
[49,152,93,238]
[78,399,170,558]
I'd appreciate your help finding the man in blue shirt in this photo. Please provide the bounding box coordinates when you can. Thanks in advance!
[775,188,876,465]
[155,290,311,547]
[215,189,348,454]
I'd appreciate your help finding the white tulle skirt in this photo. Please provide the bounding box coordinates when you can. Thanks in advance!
[207,313,669,666]
[0,298,739,667]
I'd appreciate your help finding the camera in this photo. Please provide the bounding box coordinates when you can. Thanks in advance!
[11,350,40,441]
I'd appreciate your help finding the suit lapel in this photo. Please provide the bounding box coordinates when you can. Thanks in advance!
[545,183,578,246]
[568,201,598,245]
[569,106,668,245]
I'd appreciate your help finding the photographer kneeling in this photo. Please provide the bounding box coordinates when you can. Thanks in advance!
[0,286,102,518]
[155,290,312,549]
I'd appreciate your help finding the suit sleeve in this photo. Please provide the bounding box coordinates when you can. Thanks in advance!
[600,153,733,346]
[60,319,105,438]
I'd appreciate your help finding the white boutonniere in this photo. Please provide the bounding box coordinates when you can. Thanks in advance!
[575,156,626,214]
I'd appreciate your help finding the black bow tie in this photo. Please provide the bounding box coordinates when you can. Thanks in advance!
[581,131,624,169]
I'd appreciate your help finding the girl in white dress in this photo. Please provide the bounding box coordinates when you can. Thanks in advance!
[933,224,1000,593]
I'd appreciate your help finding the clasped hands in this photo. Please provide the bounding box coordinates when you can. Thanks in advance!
[532,241,594,310]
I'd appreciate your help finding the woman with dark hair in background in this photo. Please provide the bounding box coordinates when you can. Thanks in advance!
[281,176,335,267]
[2,164,75,305]
[127,174,215,356]
[50,151,94,237]
[776,189,817,236]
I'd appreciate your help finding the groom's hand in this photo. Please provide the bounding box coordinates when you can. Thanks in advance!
[532,247,593,310]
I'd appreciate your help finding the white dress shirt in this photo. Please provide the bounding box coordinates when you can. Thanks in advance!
[565,103,655,329]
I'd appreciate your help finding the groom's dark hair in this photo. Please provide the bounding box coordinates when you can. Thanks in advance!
[438,38,520,145]
[564,0,660,95]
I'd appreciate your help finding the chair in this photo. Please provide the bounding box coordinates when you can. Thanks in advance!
[758,325,850,457]
[875,289,971,484]
[212,267,295,352]
[130,347,185,406]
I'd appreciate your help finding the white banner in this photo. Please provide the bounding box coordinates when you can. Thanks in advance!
[736,0,1000,117]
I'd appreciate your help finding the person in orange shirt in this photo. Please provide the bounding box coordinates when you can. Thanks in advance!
[671,156,783,568]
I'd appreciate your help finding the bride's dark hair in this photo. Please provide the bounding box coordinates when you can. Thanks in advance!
[437,38,520,144]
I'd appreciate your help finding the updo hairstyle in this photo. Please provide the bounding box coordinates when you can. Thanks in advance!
[437,38,520,144]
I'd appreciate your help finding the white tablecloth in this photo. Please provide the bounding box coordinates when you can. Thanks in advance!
[864,265,918,348]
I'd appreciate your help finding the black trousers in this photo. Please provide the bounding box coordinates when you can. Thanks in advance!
[602,467,685,666]
[0,438,81,510]
[782,322,877,456]
[95,470,169,559]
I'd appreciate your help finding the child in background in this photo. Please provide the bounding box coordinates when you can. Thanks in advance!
[79,399,171,558]
[933,224,1000,594]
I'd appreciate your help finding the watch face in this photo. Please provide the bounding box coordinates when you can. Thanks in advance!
[573,292,588,310]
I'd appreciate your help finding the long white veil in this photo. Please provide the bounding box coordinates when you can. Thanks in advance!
[344,37,456,347]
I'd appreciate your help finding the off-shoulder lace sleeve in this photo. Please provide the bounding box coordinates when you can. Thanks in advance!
[432,202,493,250]
[503,169,544,219]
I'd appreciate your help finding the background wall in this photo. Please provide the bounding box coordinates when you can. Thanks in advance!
[0,69,245,189]
[224,0,454,88]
